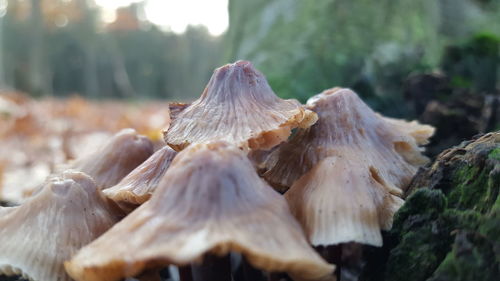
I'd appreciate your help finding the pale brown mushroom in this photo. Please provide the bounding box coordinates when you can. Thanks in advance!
[65,142,335,281]
[286,155,404,247]
[264,88,433,246]
[103,146,177,212]
[0,171,121,281]
[264,87,434,192]
[24,129,154,200]
[66,128,154,189]
[163,61,318,151]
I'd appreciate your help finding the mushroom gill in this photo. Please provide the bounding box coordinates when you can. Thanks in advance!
[103,146,177,212]
[264,87,434,192]
[0,171,121,281]
[264,88,433,246]
[163,60,318,151]
[65,142,335,281]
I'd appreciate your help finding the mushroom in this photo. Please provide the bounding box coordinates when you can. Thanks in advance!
[66,128,154,190]
[264,88,433,247]
[103,146,177,212]
[163,61,318,151]
[24,129,154,201]
[286,155,405,247]
[65,142,335,281]
[168,102,190,121]
[0,171,122,281]
[379,116,435,165]
[264,87,434,192]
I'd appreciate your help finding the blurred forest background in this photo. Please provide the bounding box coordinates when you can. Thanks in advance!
[0,0,499,203]
[0,0,499,152]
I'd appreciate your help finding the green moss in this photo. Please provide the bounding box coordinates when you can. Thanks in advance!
[478,196,500,253]
[392,188,447,234]
[429,231,499,281]
[383,189,454,281]
[385,214,458,281]
[363,134,499,281]
[489,148,500,161]
[449,164,496,213]
[441,209,482,230]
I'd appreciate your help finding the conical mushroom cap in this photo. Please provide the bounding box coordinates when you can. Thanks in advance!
[64,128,154,190]
[103,146,177,212]
[163,61,318,151]
[264,88,434,192]
[286,155,405,247]
[65,142,335,281]
[265,88,433,246]
[0,171,121,281]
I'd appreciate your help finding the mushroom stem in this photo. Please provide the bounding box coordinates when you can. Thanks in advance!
[179,266,193,281]
[242,257,267,281]
[158,268,170,280]
[192,254,231,281]
[267,273,290,281]
[0,276,29,281]
[316,245,342,280]
[135,269,161,281]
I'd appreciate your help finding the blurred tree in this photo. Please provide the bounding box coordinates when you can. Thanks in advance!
[0,2,5,88]
[29,0,50,96]
[0,0,224,100]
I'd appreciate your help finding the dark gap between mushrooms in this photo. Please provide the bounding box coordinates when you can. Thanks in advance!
[178,266,193,281]
[315,245,343,281]
[191,254,231,281]
[0,276,29,281]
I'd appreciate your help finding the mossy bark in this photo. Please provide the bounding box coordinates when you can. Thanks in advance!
[361,132,500,281]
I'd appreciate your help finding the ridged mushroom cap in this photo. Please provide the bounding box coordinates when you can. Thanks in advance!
[264,88,434,192]
[65,142,335,281]
[264,88,434,246]
[286,154,405,247]
[26,129,154,201]
[68,128,154,189]
[0,171,121,281]
[163,61,317,151]
[103,146,177,212]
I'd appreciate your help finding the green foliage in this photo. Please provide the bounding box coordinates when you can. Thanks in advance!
[441,33,500,93]
[226,0,500,115]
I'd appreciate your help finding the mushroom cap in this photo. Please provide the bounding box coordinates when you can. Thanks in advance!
[264,88,434,192]
[285,155,405,247]
[0,171,121,281]
[380,115,435,147]
[103,146,177,212]
[64,128,154,190]
[163,61,318,151]
[65,142,335,281]
[264,88,433,246]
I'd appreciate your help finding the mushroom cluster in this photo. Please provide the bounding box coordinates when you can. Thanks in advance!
[0,61,434,281]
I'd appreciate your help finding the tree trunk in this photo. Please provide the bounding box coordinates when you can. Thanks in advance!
[29,0,49,96]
